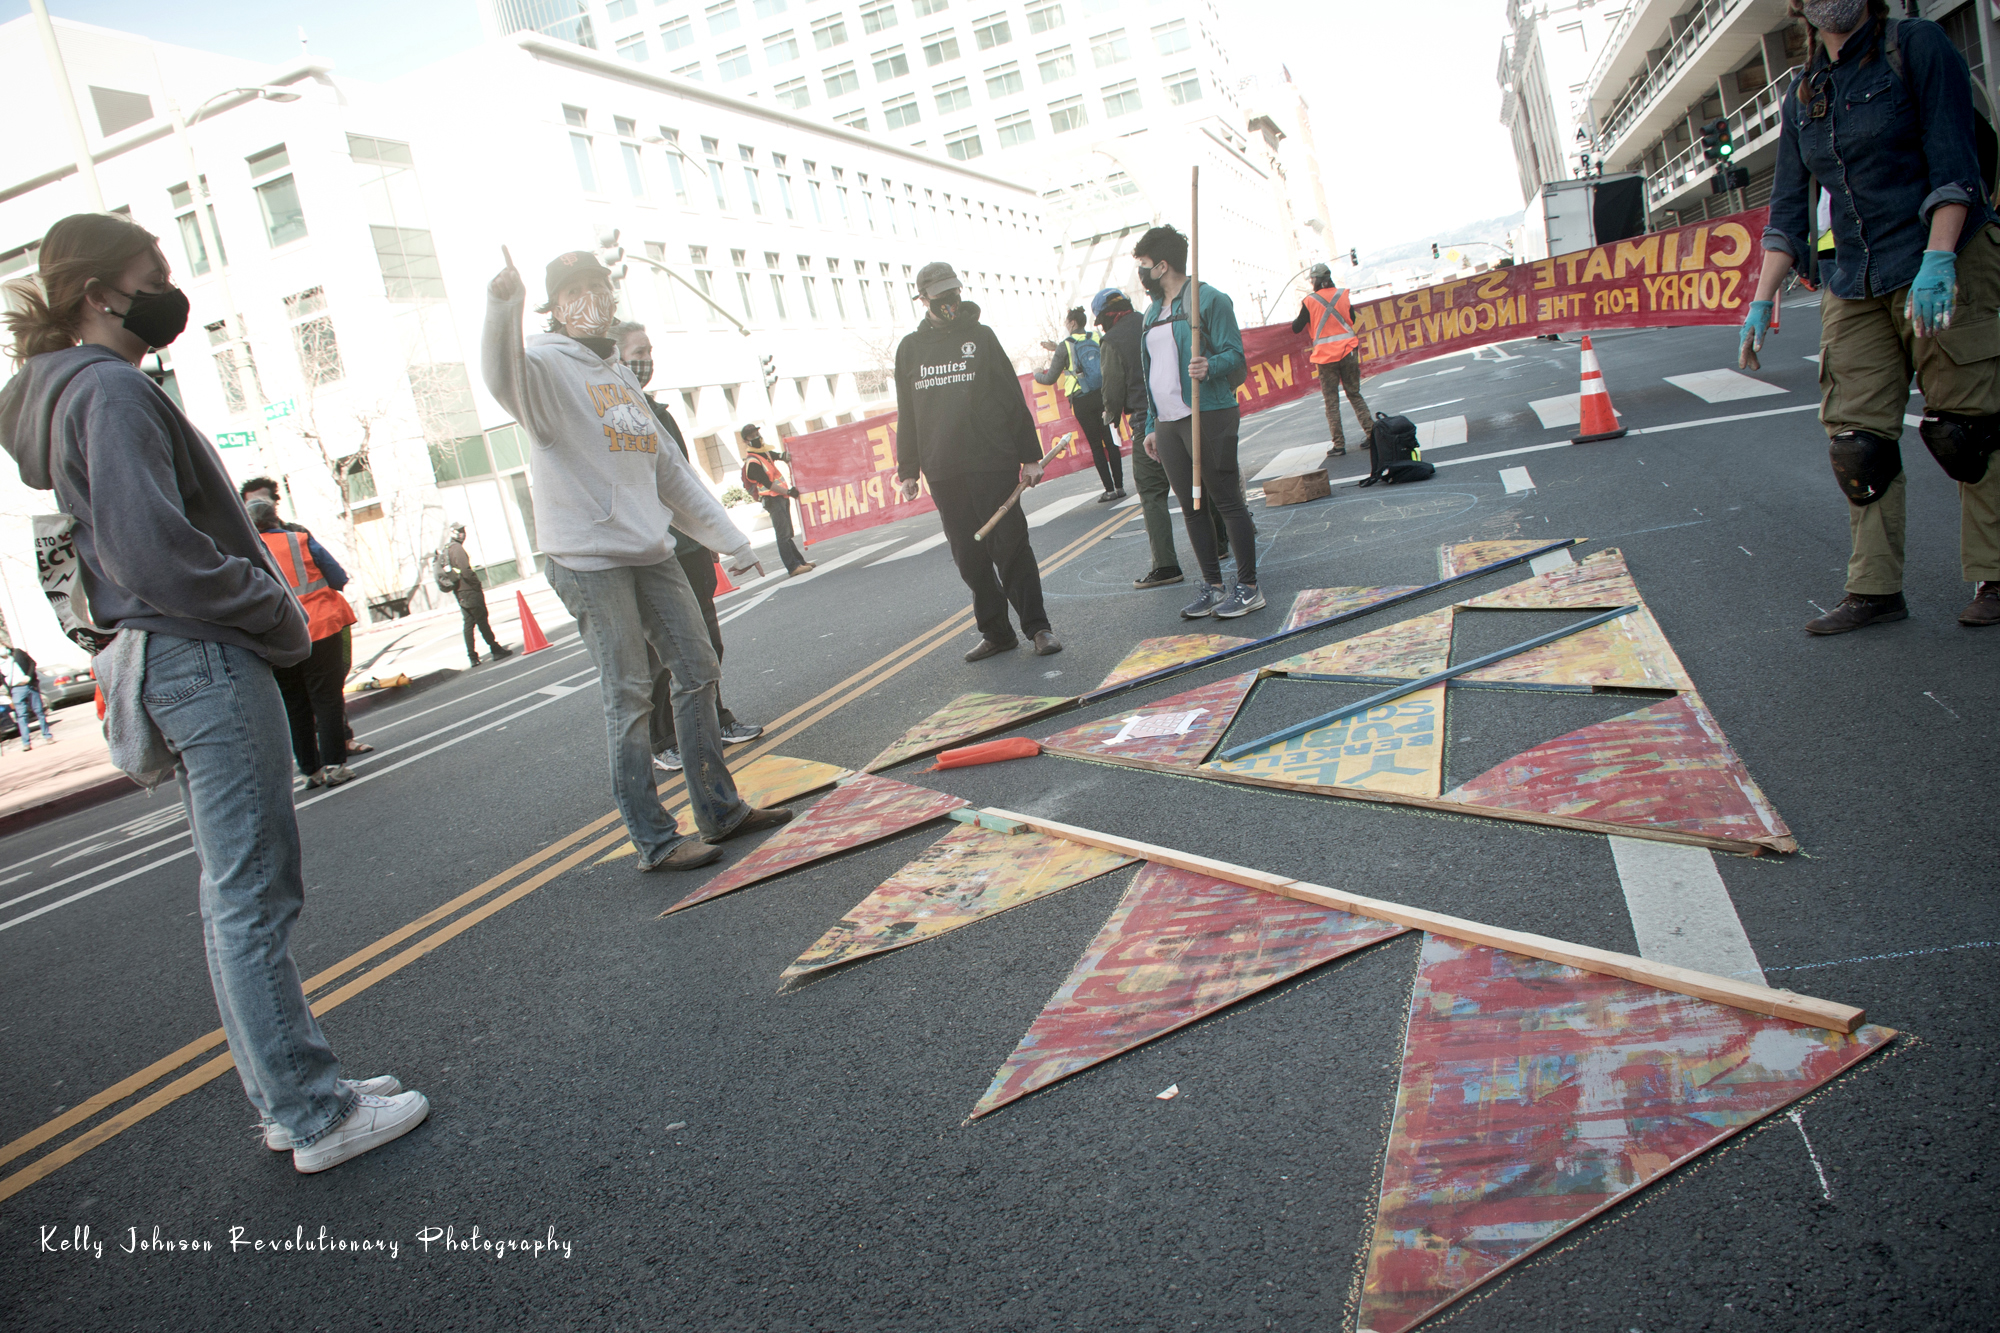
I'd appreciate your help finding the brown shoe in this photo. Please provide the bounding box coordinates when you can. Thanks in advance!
[788,562,816,575]
[1961,580,2000,626]
[709,805,795,844]
[1805,591,1908,635]
[1033,630,1063,656]
[964,637,1018,662]
[641,839,724,871]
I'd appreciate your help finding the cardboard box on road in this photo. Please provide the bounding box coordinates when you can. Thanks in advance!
[1263,470,1330,507]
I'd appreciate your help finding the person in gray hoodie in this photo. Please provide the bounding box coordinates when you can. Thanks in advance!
[0,212,427,1174]
[483,247,791,871]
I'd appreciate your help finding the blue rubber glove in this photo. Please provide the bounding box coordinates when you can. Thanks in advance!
[1740,299,1773,356]
[1907,249,1957,336]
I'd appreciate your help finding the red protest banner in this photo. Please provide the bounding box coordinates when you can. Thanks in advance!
[788,319,1318,543]
[1353,208,1769,377]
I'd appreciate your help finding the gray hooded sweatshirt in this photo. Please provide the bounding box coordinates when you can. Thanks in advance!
[482,293,751,572]
[0,345,310,665]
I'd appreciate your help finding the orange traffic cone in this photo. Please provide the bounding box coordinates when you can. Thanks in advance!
[1572,335,1628,444]
[515,590,551,653]
[713,559,737,594]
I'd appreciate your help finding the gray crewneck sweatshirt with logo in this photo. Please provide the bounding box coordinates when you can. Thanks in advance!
[481,293,752,572]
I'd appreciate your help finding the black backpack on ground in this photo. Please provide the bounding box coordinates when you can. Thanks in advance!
[1357,413,1435,487]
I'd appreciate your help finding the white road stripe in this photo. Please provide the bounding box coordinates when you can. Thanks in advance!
[779,538,899,585]
[1610,836,1765,983]
[1663,368,1787,403]
[1498,466,1536,494]
[1025,491,1102,527]
[870,529,951,564]
[1529,394,1581,428]
[1396,398,1465,415]
[1631,402,1817,435]
[1414,416,1468,450]
[1529,547,1575,575]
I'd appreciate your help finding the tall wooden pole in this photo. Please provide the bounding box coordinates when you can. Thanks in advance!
[1188,166,1203,511]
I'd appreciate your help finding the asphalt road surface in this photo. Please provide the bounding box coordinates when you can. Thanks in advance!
[3,299,1995,1332]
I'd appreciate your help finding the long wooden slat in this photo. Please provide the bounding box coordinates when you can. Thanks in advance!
[980,808,1860,1032]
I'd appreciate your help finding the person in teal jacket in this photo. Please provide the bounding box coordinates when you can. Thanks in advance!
[1134,225,1262,619]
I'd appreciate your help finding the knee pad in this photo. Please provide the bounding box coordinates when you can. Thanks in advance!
[1918,410,1999,484]
[1828,430,1903,506]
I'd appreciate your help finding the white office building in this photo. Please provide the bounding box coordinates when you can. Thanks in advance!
[1497,0,1623,206]
[480,0,1327,310]
[0,16,1050,658]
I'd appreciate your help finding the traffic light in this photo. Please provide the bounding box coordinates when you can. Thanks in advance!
[1348,248,1358,266]
[1431,243,1440,260]
[1700,118,1733,166]
[760,354,778,390]
[593,227,628,282]
[1711,165,1751,195]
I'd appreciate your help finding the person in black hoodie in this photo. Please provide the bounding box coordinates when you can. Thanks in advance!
[894,262,1062,661]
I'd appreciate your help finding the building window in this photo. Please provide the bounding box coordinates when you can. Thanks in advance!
[659,127,691,202]
[616,32,649,61]
[1027,1,1063,33]
[873,45,910,80]
[1090,29,1128,67]
[607,0,638,19]
[662,15,695,50]
[830,275,848,318]
[754,0,787,15]
[934,76,971,113]
[985,60,1023,97]
[733,260,755,321]
[705,0,740,35]
[825,61,860,97]
[1101,78,1139,117]
[285,287,342,386]
[169,179,228,276]
[813,14,847,47]
[884,93,921,128]
[1163,68,1200,105]
[247,145,307,247]
[767,271,788,320]
[995,109,1034,147]
[973,13,1011,49]
[912,0,947,13]
[861,2,898,34]
[743,165,764,213]
[1940,2,1987,89]
[775,76,811,107]
[1037,45,1074,82]
[766,29,800,63]
[836,108,870,130]
[776,171,798,218]
[1152,18,1188,55]
[617,121,647,196]
[856,277,875,318]
[923,30,959,65]
[801,273,820,319]
[1048,93,1085,133]
[945,125,982,160]
[672,60,704,79]
[718,45,752,78]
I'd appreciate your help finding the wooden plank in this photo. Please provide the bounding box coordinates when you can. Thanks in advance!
[980,808,1858,1033]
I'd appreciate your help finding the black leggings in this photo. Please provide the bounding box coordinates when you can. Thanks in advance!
[1068,389,1123,491]
[1153,406,1257,586]
[273,631,349,772]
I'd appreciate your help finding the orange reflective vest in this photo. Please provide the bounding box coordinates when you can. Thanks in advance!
[741,451,790,501]
[1303,287,1360,364]
[261,530,357,642]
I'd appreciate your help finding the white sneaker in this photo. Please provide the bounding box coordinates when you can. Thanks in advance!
[291,1089,431,1174]
[260,1075,403,1150]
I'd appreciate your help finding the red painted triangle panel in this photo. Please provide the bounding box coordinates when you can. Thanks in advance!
[663,775,968,916]
[1039,673,1257,770]
[1357,934,1893,1333]
[1440,692,1793,851]
[970,863,1407,1119]
[865,692,1073,773]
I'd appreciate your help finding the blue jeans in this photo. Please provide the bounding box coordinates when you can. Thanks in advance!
[141,635,351,1146]
[546,559,751,863]
[11,685,51,743]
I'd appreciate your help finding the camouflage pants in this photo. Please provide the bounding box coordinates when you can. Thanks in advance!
[1317,353,1374,451]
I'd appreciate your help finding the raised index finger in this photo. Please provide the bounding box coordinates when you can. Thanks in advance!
[501,245,516,272]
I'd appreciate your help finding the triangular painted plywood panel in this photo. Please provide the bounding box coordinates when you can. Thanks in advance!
[1457,604,1692,692]
[969,863,1408,1119]
[1456,547,1642,611]
[1094,634,1254,691]
[780,825,1137,981]
[1265,609,1454,680]
[1357,934,1893,1333]
[1041,673,1257,772]
[1205,684,1445,798]
[865,692,1073,773]
[1283,585,1426,632]
[599,755,852,863]
[1439,540,1550,578]
[1440,692,1792,850]
[662,775,968,915]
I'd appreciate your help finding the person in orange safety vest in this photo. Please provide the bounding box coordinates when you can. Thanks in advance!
[739,424,813,575]
[247,492,360,787]
[1291,262,1377,457]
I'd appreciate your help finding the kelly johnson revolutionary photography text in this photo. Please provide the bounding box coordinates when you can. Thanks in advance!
[36,1224,573,1262]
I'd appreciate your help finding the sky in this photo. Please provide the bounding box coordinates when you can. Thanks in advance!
[9,0,1529,255]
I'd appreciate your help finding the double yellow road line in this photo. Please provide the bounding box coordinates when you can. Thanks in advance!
[0,507,1133,1202]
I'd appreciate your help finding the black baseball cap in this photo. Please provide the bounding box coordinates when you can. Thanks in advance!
[545,251,613,302]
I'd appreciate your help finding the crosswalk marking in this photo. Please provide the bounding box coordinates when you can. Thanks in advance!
[1529,394,1581,429]
[1499,466,1536,494]
[1663,368,1787,403]
[871,529,951,564]
[1025,491,1103,527]
[1414,415,1468,450]
[1611,837,1765,982]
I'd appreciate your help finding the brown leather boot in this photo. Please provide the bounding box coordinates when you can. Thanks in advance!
[1805,592,1907,635]
[1960,581,2000,627]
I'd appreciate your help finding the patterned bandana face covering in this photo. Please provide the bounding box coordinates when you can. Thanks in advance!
[1802,0,1867,34]
[555,289,616,337]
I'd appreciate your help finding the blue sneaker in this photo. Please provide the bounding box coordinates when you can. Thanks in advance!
[1215,584,1267,618]
[1180,584,1226,619]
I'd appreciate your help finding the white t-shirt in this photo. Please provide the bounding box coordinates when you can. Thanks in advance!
[1145,319,1191,424]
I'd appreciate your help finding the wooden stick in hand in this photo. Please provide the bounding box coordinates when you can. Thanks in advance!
[974,436,1070,542]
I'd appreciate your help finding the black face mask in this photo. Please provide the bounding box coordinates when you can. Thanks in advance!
[928,298,960,324]
[108,285,190,349]
[625,357,654,387]
[1137,265,1165,300]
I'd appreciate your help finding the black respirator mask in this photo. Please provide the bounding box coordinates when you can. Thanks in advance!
[929,296,960,323]
[1138,263,1165,300]
[106,285,191,349]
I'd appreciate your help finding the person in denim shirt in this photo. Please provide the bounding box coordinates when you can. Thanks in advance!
[1745,0,2000,632]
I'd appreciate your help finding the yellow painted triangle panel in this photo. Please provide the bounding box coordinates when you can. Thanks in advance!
[599,754,850,863]
[1459,604,1691,691]
[1282,585,1426,632]
[1094,634,1254,691]
[1438,539,1550,578]
[1204,683,1445,798]
[1265,608,1454,680]
[1456,547,1642,611]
